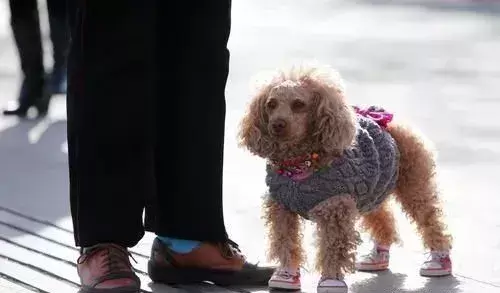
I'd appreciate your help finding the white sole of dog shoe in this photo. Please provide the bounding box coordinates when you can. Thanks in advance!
[269,280,301,290]
[317,279,348,293]
[356,262,389,271]
[317,285,348,293]
[420,268,452,277]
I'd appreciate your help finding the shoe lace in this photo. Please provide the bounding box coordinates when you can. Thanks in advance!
[276,267,300,278]
[77,244,137,273]
[361,246,383,261]
[424,251,449,263]
[218,239,245,259]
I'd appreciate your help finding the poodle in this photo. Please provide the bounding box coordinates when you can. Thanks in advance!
[238,64,453,293]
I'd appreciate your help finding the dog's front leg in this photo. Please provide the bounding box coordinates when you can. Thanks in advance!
[309,195,360,293]
[263,196,305,268]
[264,196,304,290]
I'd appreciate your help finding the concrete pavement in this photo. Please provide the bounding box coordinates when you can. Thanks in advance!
[1,0,500,292]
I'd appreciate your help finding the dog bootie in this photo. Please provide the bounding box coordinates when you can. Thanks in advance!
[355,245,390,271]
[268,268,301,290]
[317,277,348,293]
[420,251,452,277]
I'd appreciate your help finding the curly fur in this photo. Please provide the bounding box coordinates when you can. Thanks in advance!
[239,63,452,279]
[238,64,356,162]
[387,123,453,251]
[263,197,306,269]
[308,196,361,279]
[360,200,400,247]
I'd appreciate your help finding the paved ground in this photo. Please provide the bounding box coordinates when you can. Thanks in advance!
[1,0,500,292]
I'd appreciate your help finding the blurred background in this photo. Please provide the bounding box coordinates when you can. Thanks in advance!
[1,0,500,292]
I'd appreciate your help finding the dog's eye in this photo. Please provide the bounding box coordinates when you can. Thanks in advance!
[267,100,278,110]
[291,100,306,111]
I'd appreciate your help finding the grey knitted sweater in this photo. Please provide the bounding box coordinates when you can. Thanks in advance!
[266,115,400,219]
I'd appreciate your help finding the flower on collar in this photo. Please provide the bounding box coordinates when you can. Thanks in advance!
[269,153,322,179]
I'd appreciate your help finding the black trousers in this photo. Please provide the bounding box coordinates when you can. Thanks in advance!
[67,1,231,248]
[9,0,68,83]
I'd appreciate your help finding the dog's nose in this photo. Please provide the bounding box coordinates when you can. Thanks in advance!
[272,119,287,133]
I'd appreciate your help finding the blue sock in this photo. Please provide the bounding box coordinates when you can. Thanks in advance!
[156,236,202,253]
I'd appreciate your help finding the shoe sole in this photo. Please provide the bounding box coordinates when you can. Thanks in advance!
[148,260,274,286]
[317,286,348,293]
[78,286,140,293]
[356,262,389,272]
[268,280,301,290]
[420,268,452,277]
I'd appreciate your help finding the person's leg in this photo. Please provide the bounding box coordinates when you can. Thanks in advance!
[67,0,155,291]
[66,0,77,30]
[3,0,48,117]
[151,0,230,243]
[46,0,69,94]
[145,0,275,286]
[68,0,155,251]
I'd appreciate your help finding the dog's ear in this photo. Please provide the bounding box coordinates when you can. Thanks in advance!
[238,85,274,157]
[305,74,357,155]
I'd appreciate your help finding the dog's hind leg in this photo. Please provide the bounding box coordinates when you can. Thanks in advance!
[387,123,452,251]
[360,200,399,247]
[309,195,360,292]
[387,123,453,276]
[356,200,399,271]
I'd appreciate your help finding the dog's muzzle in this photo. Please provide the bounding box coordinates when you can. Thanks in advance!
[270,119,288,137]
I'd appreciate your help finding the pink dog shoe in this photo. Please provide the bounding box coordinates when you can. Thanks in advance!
[420,251,452,277]
[268,268,301,290]
[356,245,390,271]
[317,277,348,293]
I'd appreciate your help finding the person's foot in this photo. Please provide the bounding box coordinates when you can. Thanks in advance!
[268,267,301,290]
[420,250,452,277]
[148,237,275,286]
[317,277,348,293]
[77,243,140,293]
[2,106,29,118]
[3,76,50,118]
[355,245,390,271]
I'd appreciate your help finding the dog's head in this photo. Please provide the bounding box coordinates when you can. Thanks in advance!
[238,64,357,160]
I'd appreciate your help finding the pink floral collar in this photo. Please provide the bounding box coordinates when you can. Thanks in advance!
[269,153,323,181]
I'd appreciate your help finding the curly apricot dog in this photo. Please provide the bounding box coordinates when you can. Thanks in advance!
[238,64,453,293]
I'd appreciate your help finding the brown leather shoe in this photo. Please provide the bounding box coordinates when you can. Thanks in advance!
[148,238,275,286]
[77,243,140,293]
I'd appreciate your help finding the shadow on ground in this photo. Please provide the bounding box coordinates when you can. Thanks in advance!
[350,271,461,293]
[145,272,462,293]
[0,118,69,238]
